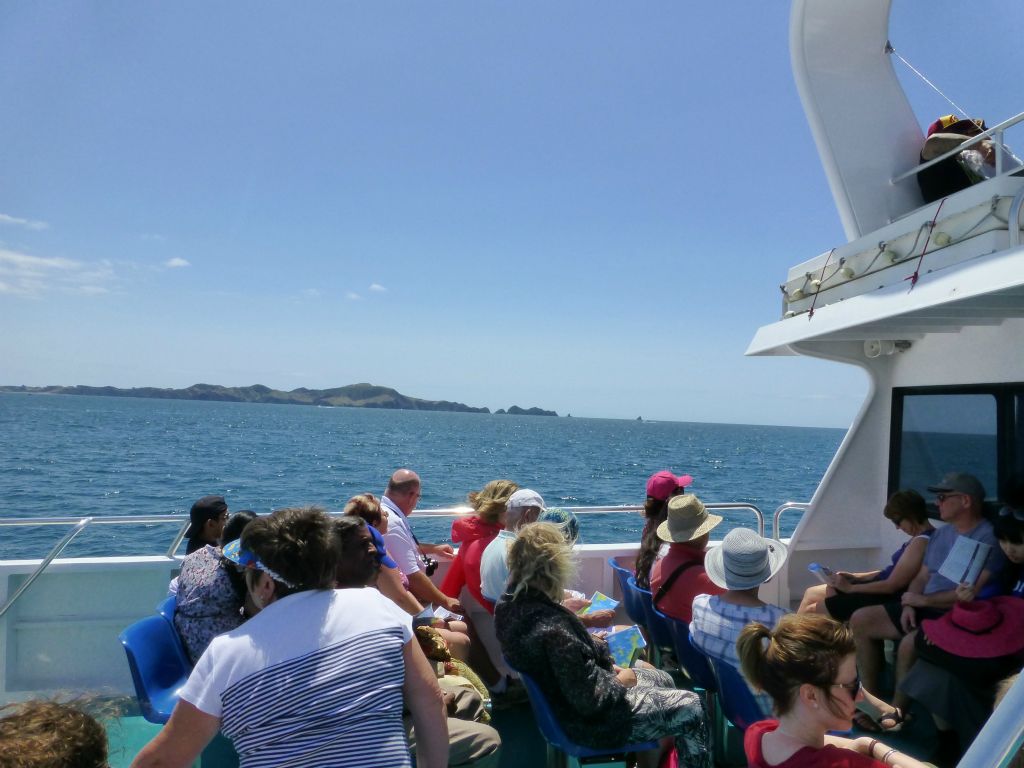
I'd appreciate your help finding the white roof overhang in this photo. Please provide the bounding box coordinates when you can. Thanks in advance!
[746,245,1024,356]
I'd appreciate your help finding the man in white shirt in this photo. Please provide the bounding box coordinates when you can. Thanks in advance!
[382,468,461,614]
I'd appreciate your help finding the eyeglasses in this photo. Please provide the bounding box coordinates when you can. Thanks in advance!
[999,506,1024,521]
[935,492,966,503]
[831,675,861,696]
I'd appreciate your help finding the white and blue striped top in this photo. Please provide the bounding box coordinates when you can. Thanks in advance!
[181,587,414,767]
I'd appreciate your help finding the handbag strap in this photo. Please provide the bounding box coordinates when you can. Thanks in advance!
[653,560,702,609]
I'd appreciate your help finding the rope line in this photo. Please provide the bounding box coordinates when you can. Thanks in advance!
[886,41,970,119]
[906,198,947,291]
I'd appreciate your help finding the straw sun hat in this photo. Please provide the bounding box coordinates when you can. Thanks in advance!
[704,527,788,591]
[656,494,723,544]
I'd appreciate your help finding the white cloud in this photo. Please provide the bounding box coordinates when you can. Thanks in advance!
[301,288,321,298]
[140,233,165,242]
[369,283,386,292]
[0,212,49,231]
[165,257,190,268]
[0,248,115,297]
[346,291,361,300]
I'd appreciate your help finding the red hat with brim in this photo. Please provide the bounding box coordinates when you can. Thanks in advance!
[921,597,1024,659]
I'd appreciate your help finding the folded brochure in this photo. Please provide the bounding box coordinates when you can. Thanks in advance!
[604,625,646,667]
[577,590,620,614]
[938,535,991,586]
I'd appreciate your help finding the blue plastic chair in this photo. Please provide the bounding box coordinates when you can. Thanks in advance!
[156,594,176,623]
[658,610,717,693]
[505,658,659,767]
[706,654,763,733]
[607,558,646,625]
[119,614,192,724]
[626,576,674,666]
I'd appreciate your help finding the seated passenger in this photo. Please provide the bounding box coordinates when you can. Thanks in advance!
[0,699,108,768]
[739,614,929,768]
[495,522,710,768]
[479,489,545,605]
[799,490,934,620]
[334,517,502,768]
[649,494,725,623]
[336,510,473,664]
[441,480,518,610]
[345,492,422,614]
[183,495,229,555]
[634,470,693,589]
[691,527,788,715]
[917,114,1022,203]
[131,506,449,768]
[849,473,1007,717]
[898,502,1024,760]
[174,509,257,664]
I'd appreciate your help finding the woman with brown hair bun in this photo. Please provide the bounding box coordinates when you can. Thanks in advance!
[738,613,928,768]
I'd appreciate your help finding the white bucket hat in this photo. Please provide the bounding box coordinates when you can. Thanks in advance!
[704,527,788,590]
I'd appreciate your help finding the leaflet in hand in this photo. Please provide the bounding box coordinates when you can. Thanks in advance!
[938,536,991,586]
[578,591,620,615]
[604,624,647,667]
[433,605,464,622]
[807,563,834,584]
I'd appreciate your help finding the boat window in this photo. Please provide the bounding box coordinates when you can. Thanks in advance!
[892,392,998,501]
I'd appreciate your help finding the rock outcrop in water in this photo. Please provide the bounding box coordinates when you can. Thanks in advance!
[0,382,498,414]
[494,405,558,417]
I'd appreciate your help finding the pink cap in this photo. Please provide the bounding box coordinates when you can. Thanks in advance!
[646,470,694,502]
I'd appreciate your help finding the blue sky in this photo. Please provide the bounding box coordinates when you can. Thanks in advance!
[0,3,1018,428]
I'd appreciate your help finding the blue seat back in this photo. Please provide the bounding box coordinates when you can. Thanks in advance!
[119,614,192,724]
[156,594,176,623]
[505,658,658,758]
[707,654,763,732]
[627,576,673,651]
[659,610,717,692]
[607,558,646,625]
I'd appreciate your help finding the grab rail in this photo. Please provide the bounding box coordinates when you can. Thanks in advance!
[772,502,810,540]
[0,502,768,618]
[959,670,1024,768]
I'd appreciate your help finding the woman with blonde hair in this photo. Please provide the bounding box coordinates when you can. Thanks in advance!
[496,522,709,768]
[738,613,928,768]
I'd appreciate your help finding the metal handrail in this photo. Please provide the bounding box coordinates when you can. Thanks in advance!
[1009,185,1024,248]
[772,502,810,540]
[890,110,1024,185]
[0,502,769,618]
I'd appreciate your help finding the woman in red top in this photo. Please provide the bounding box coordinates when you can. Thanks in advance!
[738,614,929,768]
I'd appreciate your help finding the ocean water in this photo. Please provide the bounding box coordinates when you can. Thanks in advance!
[0,393,844,559]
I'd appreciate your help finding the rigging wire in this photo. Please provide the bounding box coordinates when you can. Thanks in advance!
[886,41,971,119]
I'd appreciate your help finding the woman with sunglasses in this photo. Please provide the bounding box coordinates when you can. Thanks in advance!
[739,613,928,768]
[132,506,448,768]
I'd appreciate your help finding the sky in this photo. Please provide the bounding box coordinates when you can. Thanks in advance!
[0,2,1019,428]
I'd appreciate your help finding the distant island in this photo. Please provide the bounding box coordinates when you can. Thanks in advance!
[0,382,559,416]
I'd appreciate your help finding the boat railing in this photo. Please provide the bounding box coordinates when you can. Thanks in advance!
[890,110,1024,186]
[772,502,809,540]
[959,670,1024,768]
[0,503,768,619]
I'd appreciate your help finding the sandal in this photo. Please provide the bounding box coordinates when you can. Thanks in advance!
[878,707,908,733]
[852,711,881,733]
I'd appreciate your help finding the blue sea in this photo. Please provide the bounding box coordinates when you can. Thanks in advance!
[0,393,845,559]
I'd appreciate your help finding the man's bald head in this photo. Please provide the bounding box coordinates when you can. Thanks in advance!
[386,469,422,515]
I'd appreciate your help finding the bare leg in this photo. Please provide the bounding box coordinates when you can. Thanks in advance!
[635,740,669,768]
[891,630,918,713]
[850,605,901,694]
[799,583,828,614]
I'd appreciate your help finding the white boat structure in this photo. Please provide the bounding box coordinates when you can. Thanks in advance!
[1,1,1022,766]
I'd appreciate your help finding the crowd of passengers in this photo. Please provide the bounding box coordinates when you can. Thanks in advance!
[25,466,1007,768]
